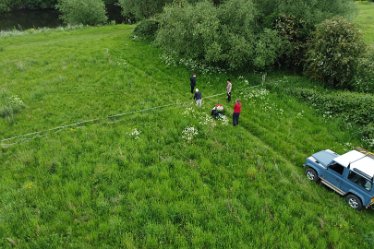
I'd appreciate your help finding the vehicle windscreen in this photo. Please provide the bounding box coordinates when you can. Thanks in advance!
[312,151,337,166]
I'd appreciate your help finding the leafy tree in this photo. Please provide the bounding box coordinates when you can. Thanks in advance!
[305,17,365,89]
[253,0,353,29]
[274,15,309,71]
[119,0,212,21]
[0,0,58,12]
[254,0,354,71]
[156,0,281,71]
[254,29,282,69]
[133,19,159,40]
[217,0,257,69]
[57,0,107,25]
[156,1,219,61]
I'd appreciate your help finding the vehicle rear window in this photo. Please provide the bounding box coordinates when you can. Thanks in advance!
[348,171,372,191]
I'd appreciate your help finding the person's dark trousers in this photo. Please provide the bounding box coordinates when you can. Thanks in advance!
[191,84,195,93]
[227,92,231,102]
[233,112,240,126]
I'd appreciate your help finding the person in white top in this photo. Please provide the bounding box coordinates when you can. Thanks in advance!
[226,79,232,102]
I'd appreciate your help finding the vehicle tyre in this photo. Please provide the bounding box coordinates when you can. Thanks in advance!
[306,168,319,182]
[345,194,363,211]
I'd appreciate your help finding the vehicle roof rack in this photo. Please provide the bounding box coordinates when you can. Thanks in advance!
[356,148,374,160]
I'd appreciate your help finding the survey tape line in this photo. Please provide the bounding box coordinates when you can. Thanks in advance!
[0,85,261,146]
[0,93,226,144]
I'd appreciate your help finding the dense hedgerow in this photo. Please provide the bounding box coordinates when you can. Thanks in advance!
[305,17,365,89]
[354,49,374,93]
[156,0,282,71]
[133,19,159,40]
[57,0,107,25]
[155,0,354,73]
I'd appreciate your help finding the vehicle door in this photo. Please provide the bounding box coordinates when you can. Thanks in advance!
[323,163,346,192]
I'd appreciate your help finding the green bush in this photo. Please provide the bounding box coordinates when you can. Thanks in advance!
[274,15,309,71]
[254,28,282,69]
[305,17,365,89]
[57,0,107,25]
[0,90,25,120]
[133,19,159,40]
[156,0,281,71]
[353,49,374,93]
[156,1,220,65]
[118,0,205,21]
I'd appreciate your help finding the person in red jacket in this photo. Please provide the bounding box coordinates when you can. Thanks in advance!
[233,99,241,126]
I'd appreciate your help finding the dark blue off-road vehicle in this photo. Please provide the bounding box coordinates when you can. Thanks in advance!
[304,149,374,210]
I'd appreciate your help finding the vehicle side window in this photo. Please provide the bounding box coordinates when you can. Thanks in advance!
[328,163,345,175]
[348,171,372,191]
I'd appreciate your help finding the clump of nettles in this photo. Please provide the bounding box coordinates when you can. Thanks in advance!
[0,90,25,120]
[182,127,198,141]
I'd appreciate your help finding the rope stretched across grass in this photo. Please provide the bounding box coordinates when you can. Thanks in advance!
[0,85,263,147]
[0,92,233,147]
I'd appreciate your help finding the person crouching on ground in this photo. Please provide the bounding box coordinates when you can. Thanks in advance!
[194,88,202,107]
[233,99,241,126]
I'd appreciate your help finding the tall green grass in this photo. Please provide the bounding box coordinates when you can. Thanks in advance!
[355,1,374,48]
[1,25,374,248]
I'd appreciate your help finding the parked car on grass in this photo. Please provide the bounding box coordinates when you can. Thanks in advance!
[304,149,374,210]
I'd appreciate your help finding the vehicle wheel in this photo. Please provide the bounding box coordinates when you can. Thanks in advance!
[306,168,319,182]
[345,194,363,211]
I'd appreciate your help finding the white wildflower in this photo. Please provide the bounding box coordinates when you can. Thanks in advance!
[130,128,141,139]
[182,127,198,141]
[199,114,214,126]
[218,114,229,125]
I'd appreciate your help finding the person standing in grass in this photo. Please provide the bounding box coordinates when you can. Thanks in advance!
[233,99,241,126]
[226,79,232,102]
[194,88,202,107]
[190,73,197,94]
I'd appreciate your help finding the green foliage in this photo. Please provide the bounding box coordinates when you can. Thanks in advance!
[57,0,108,25]
[0,0,57,12]
[156,1,220,64]
[118,0,201,21]
[0,90,25,121]
[274,15,309,71]
[254,28,282,69]
[119,0,171,21]
[354,49,374,93]
[156,0,281,71]
[133,19,159,40]
[217,0,257,69]
[305,17,365,89]
[253,0,354,28]
[156,0,355,72]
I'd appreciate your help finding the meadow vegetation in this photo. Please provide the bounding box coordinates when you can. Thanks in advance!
[1,24,374,248]
[355,1,374,47]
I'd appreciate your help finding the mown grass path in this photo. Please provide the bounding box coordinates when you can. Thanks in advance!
[355,1,374,48]
[1,25,374,248]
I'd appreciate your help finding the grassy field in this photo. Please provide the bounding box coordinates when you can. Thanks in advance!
[355,1,374,48]
[1,25,374,248]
